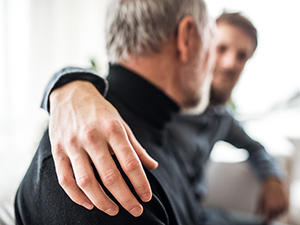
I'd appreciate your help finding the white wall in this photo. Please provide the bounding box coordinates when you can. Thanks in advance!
[0,0,108,159]
[0,1,109,209]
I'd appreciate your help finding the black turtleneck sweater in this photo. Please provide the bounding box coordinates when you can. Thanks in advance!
[14,65,207,225]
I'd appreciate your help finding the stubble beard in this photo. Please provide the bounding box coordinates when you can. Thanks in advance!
[181,73,212,115]
[209,84,231,106]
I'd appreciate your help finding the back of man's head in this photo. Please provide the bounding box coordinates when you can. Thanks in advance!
[105,0,210,64]
[216,11,258,52]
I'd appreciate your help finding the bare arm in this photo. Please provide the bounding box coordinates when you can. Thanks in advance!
[49,80,158,217]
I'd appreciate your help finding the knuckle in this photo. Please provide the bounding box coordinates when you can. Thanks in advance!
[93,198,110,209]
[94,201,117,214]
[102,170,119,187]
[66,134,78,147]
[82,125,99,144]
[52,142,64,156]
[104,120,124,138]
[122,196,136,206]
[136,183,149,192]
[58,174,74,188]
[123,158,141,172]
[76,175,93,189]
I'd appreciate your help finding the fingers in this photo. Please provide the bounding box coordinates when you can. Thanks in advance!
[53,138,144,217]
[53,144,120,216]
[52,145,94,210]
[51,119,152,217]
[84,124,144,217]
[264,201,288,222]
[122,121,158,171]
[108,120,153,202]
[257,202,278,224]
[71,152,121,215]
[106,121,153,203]
[92,151,144,217]
[257,182,289,223]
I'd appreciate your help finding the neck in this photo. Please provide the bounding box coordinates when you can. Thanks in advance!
[120,38,182,107]
[120,55,172,92]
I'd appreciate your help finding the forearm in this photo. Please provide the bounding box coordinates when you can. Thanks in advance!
[225,117,283,181]
[41,67,108,112]
[247,147,284,181]
[225,119,288,221]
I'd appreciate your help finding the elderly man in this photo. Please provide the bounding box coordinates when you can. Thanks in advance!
[15,0,216,224]
[16,4,288,225]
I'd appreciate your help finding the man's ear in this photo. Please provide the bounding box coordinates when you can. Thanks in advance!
[176,16,198,63]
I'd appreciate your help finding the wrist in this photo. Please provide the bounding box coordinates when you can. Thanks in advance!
[264,177,282,185]
[50,81,96,112]
[43,67,108,113]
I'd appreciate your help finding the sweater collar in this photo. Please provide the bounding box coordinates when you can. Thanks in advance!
[107,64,179,130]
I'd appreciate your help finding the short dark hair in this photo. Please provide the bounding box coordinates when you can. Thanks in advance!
[216,11,258,52]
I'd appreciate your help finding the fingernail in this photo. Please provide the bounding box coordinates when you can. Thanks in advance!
[105,207,119,216]
[130,206,143,217]
[83,202,94,210]
[141,192,152,202]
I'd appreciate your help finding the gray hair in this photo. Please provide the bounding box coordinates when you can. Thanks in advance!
[105,0,210,63]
